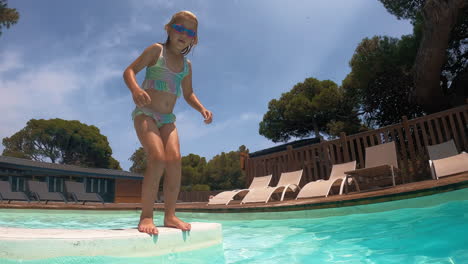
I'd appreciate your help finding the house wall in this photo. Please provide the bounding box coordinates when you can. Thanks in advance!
[114,179,142,203]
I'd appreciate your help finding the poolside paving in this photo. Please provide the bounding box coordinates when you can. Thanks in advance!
[0,223,222,260]
[1,172,467,213]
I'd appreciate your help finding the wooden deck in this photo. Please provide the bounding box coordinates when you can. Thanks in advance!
[1,172,467,213]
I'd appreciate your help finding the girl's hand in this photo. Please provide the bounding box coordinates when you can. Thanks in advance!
[201,108,213,124]
[132,89,151,107]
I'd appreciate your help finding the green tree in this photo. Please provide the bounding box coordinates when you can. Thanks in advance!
[128,146,248,190]
[0,0,19,36]
[129,147,146,173]
[204,146,248,190]
[238,145,249,153]
[344,35,424,127]
[181,153,207,187]
[129,149,208,185]
[191,184,210,191]
[259,78,362,142]
[2,118,121,169]
[379,0,468,113]
[379,0,424,20]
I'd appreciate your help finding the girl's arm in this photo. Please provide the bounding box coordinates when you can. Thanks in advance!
[182,61,213,124]
[123,44,161,107]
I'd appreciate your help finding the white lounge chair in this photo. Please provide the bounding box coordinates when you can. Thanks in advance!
[296,161,357,199]
[207,175,272,205]
[241,169,303,204]
[344,141,399,193]
[427,140,468,180]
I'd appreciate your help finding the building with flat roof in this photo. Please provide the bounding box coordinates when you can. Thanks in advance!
[0,156,143,203]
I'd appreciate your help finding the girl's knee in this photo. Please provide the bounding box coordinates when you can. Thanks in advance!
[147,152,166,165]
[165,153,181,164]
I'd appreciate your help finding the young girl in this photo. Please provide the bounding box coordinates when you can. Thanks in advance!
[123,11,213,235]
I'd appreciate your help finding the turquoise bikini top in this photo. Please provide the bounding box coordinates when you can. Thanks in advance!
[142,45,189,98]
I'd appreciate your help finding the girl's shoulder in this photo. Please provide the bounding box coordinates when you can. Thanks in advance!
[146,43,163,55]
[143,43,163,66]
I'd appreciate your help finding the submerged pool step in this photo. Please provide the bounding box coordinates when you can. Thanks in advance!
[0,222,222,260]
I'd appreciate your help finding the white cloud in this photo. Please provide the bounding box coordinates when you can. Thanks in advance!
[240,112,262,121]
[0,57,81,109]
[0,52,82,154]
[0,4,162,169]
[176,110,264,141]
[0,16,142,164]
[0,51,24,73]
[130,0,176,11]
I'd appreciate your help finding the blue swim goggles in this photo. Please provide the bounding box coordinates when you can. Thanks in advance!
[171,24,197,38]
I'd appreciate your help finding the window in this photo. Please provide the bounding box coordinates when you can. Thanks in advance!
[46,176,65,192]
[9,176,30,192]
[85,178,111,193]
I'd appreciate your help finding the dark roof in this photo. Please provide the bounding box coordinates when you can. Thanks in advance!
[249,137,321,158]
[0,155,143,179]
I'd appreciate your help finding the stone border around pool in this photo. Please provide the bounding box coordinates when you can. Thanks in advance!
[0,222,222,260]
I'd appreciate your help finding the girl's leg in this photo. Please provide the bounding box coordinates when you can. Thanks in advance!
[134,115,166,235]
[159,123,191,231]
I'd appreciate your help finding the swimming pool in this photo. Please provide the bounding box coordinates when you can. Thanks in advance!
[1,188,468,264]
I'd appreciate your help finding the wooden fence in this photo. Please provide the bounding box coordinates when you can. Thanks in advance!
[242,104,468,188]
[178,190,222,202]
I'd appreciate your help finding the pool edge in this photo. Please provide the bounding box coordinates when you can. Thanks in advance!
[0,222,223,260]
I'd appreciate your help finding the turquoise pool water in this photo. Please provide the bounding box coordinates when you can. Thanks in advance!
[1,188,468,264]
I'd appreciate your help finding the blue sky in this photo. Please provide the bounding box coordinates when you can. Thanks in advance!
[0,0,413,171]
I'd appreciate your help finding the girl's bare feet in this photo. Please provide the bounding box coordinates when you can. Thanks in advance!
[164,215,191,231]
[138,218,158,235]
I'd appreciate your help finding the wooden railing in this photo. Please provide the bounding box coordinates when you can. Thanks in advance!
[242,104,468,188]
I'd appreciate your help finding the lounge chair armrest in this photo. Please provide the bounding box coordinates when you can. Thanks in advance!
[70,193,78,203]
[282,184,301,192]
[278,184,301,201]
[428,160,437,180]
[97,193,105,204]
[60,193,68,203]
[23,192,30,203]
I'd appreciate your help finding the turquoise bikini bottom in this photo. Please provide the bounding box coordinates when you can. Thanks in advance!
[131,107,176,128]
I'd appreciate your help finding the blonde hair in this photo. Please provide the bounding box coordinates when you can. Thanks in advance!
[164,11,198,55]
